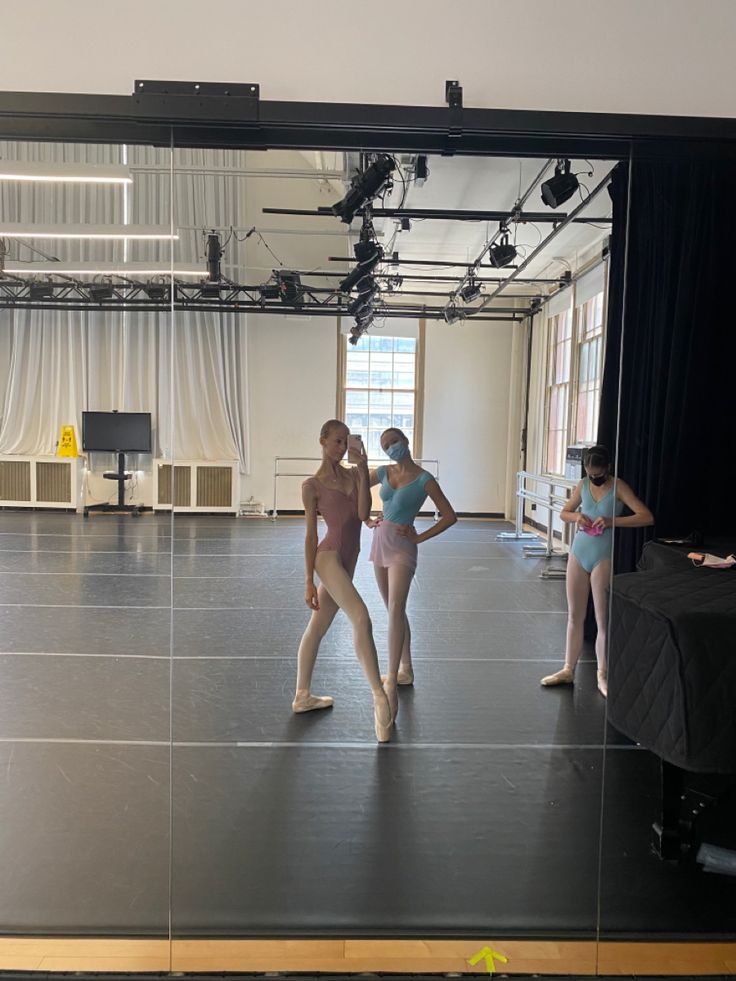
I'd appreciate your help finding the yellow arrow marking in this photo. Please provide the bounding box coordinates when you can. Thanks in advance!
[468,945,509,974]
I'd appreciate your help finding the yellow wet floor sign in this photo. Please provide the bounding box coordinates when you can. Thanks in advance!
[468,946,508,974]
[58,425,78,457]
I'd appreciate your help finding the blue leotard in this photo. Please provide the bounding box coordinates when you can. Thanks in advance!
[376,466,433,523]
[569,478,624,573]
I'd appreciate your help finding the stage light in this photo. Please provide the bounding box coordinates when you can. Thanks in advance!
[200,283,222,298]
[206,232,223,281]
[541,159,579,208]
[331,154,395,223]
[88,281,114,302]
[385,274,403,292]
[259,282,282,300]
[29,280,54,300]
[460,277,482,303]
[489,230,517,268]
[339,238,383,293]
[443,303,463,324]
[144,284,168,301]
[276,270,304,306]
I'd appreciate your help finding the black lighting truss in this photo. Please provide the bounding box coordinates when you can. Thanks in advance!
[0,277,525,321]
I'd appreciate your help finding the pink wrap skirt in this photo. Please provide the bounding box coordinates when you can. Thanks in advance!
[369,519,418,571]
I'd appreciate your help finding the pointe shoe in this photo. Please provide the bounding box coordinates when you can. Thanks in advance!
[373,691,392,743]
[383,680,399,724]
[382,666,414,686]
[540,666,575,687]
[597,671,608,698]
[292,692,334,714]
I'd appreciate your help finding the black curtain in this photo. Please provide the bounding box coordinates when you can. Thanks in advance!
[598,158,736,572]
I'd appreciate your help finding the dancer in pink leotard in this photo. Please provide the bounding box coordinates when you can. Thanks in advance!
[293,419,392,743]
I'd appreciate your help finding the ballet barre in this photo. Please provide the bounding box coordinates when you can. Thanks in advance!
[497,470,576,569]
[272,456,440,520]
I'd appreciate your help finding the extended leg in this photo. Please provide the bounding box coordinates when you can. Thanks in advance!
[541,553,590,686]
[590,558,612,697]
[294,583,339,711]
[316,551,392,741]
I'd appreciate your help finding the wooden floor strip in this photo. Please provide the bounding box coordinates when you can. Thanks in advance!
[0,937,734,975]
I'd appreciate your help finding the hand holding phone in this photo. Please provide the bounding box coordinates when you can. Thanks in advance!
[347,434,365,465]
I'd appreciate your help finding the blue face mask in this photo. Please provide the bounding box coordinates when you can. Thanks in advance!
[386,441,409,462]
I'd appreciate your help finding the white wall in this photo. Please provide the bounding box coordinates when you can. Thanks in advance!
[423,320,514,514]
[4,1,736,118]
[242,313,339,512]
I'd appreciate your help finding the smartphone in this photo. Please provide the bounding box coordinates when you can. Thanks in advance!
[347,434,364,464]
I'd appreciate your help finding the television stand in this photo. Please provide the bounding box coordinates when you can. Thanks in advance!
[84,451,143,518]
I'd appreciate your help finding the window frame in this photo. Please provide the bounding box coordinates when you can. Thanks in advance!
[338,319,425,462]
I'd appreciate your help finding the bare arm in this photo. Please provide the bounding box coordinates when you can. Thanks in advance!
[560,480,592,528]
[301,481,320,610]
[354,445,372,522]
[613,479,654,528]
[411,479,457,544]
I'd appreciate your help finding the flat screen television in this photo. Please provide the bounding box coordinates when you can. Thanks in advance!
[82,411,152,453]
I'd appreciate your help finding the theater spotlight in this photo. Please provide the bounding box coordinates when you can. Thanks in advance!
[206,231,223,281]
[29,280,54,300]
[258,281,282,301]
[489,229,517,268]
[143,283,168,302]
[385,273,403,292]
[541,159,579,208]
[443,303,463,324]
[460,277,482,303]
[339,238,383,293]
[88,281,114,302]
[331,154,395,223]
[276,270,304,306]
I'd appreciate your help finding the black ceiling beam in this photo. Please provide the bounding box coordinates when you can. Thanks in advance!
[2,87,736,160]
[263,206,612,223]
[328,255,522,271]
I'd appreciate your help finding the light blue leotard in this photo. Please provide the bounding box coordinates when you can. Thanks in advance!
[377,465,433,523]
[570,478,624,573]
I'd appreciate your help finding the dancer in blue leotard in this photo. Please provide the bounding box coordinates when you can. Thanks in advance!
[541,445,653,697]
[367,428,457,723]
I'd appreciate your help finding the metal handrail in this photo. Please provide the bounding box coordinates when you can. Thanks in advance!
[497,469,577,558]
[272,456,440,518]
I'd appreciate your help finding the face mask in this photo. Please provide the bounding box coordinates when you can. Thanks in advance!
[589,473,608,486]
[386,441,409,462]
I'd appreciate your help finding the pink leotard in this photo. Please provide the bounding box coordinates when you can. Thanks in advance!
[305,467,362,568]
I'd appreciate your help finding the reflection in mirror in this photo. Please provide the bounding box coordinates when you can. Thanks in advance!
[0,138,173,968]
[166,148,625,973]
[597,156,736,971]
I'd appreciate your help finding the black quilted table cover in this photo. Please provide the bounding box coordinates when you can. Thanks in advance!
[608,560,736,773]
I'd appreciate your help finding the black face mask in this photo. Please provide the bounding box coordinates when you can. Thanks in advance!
[589,473,608,486]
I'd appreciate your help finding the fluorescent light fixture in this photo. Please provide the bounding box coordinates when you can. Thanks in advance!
[3,262,204,277]
[0,161,132,184]
[0,224,178,240]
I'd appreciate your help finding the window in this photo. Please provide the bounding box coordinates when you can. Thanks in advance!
[343,334,418,459]
[574,291,604,444]
[544,307,572,475]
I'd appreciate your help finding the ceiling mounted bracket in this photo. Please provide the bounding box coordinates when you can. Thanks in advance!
[443,80,463,156]
[132,79,260,125]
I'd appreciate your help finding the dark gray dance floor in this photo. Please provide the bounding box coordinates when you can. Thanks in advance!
[0,511,733,938]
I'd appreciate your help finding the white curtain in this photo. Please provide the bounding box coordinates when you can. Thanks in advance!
[0,141,251,472]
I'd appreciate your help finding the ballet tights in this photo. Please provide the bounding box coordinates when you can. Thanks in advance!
[295,550,384,695]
